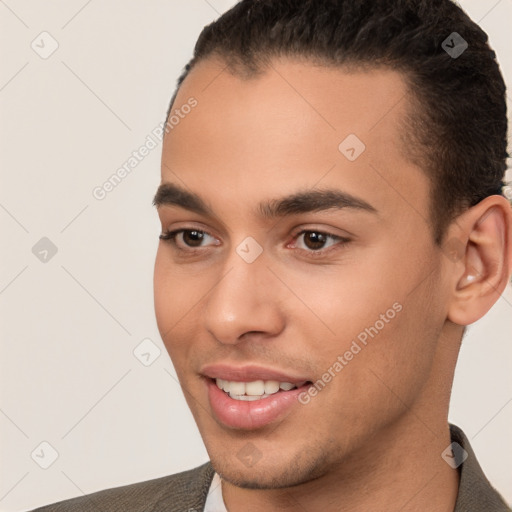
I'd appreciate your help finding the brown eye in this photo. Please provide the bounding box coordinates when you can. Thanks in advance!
[297,231,338,251]
[290,230,350,257]
[302,232,329,250]
[159,229,217,250]
[182,230,206,247]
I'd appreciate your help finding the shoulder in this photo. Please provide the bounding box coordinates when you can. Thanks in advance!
[451,424,511,512]
[30,462,214,512]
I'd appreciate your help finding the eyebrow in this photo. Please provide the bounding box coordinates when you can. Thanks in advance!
[153,182,378,219]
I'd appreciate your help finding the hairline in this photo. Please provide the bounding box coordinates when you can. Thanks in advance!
[166,54,455,246]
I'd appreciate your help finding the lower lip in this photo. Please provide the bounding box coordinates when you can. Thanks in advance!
[206,379,309,430]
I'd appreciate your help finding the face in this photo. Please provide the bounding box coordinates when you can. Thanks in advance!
[154,58,450,488]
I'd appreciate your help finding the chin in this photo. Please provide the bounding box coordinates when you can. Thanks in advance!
[215,466,311,490]
[210,447,331,490]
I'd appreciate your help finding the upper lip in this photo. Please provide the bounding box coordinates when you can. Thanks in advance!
[201,363,311,383]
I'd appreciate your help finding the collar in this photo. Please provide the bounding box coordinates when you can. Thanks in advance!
[450,423,510,511]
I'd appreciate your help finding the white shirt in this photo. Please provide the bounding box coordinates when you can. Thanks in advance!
[204,472,228,512]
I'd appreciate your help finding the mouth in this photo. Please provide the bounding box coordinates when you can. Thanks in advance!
[201,364,313,430]
[214,378,308,401]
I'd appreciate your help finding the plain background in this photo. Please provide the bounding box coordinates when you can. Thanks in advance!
[0,1,511,510]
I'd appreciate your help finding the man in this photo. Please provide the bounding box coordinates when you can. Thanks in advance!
[34,0,511,510]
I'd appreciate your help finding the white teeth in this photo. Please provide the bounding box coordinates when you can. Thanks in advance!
[217,379,227,391]
[264,380,280,394]
[229,393,269,401]
[245,380,265,395]
[215,378,301,399]
[229,381,245,396]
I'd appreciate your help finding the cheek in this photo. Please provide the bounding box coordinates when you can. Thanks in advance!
[153,251,200,319]
[284,255,440,408]
[300,303,437,445]
[340,287,440,415]
[153,251,193,358]
[153,251,172,333]
[281,257,402,347]
[153,251,216,365]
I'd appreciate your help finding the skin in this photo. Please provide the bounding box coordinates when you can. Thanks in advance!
[153,57,512,511]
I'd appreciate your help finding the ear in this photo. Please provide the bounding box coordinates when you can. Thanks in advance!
[445,195,512,326]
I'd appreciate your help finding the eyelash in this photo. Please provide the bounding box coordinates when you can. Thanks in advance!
[159,228,350,258]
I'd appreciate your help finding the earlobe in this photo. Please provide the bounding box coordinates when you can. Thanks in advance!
[447,196,512,326]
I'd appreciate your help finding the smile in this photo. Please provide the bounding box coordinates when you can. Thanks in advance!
[215,378,307,401]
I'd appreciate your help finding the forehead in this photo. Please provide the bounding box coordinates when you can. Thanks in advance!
[161,57,429,225]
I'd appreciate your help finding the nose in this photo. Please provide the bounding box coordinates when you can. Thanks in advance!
[203,253,286,345]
